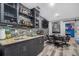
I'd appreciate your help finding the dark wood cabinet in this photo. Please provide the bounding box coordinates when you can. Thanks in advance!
[4,3,18,24]
[30,8,40,28]
[2,41,29,56]
[0,4,1,21]
[3,44,19,56]
[19,4,31,16]
[0,3,47,29]
[27,37,44,56]
[18,42,28,56]
[0,36,44,56]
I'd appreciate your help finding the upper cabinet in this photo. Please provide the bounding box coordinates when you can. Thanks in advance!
[0,3,1,21]
[19,4,31,17]
[30,8,40,28]
[18,4,33,27]
[4,3,18,24]
[5,3,17,9]
[31,8,40,18]
[0,3,47,29]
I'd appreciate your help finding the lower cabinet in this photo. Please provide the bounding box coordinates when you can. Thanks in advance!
[0,36,44,56]
[27,37,44,56]
[4,44,19,56]
[18,42,28,56]
[3,41,29,56]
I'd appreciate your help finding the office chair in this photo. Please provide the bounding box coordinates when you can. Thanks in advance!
[62,35,70,47]
[46,35,53,43]
[52,35,61,47]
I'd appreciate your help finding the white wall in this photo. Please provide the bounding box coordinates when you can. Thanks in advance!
[49,21,53,35]
[60,21,65,36]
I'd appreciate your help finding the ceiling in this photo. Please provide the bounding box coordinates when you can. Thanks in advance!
[23,3,79,21]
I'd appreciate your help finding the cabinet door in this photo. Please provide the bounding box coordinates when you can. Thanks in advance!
[39,37,44,51]
[36,37,44,54]
[27,39,36,56]
[0,46,4,56]
[4,44,19,56]
[4,42,28,56]
[18,42,28,56]
[27,37,44,56]
[27,38,41,56]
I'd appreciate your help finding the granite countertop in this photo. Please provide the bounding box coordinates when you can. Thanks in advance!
[0,35,44,46]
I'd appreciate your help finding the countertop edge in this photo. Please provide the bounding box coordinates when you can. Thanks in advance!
[0,35,44,46]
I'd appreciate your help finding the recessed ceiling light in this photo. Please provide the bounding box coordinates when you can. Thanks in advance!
[49,3,55,6]
[54,13,60,17]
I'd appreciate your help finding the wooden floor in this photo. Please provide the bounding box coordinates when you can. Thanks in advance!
[38,38,79,56]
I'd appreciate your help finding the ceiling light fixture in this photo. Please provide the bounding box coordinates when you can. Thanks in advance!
[53,13,60,20]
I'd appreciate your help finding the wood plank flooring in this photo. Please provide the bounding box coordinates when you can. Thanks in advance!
[38,38,79,56]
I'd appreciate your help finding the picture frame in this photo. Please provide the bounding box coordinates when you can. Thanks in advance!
[52,22,60,33]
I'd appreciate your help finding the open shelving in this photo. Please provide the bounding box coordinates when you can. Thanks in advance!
[18,4,33,27]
